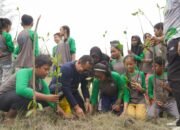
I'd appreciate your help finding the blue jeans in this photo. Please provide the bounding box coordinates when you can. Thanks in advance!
[101,95,117,112]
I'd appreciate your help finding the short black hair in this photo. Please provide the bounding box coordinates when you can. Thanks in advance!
[79,55,94,66]
[155,56,165,66]
[35,54,52,68]
[62,25,70,37]
[3,18,12,27]
[154,22,163,31]
[54,32,61,37]
[123,55,136,63]
[21,14,33,26]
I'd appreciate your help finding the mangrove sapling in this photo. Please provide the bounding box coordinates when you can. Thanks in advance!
[51,54,62,105]
[132,11,144,36]
[26,15,43,117]
[156,3,165,22]
[138,8,154,28]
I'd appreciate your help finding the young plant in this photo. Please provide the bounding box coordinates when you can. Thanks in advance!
[138,9,154,28]
[51,53,62,111]
[156,3,165,22]
[132,11,144,36]
[26,15,42,117]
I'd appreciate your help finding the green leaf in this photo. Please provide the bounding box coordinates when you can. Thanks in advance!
[58,73,62,77]
[26,109,34,117]
[37,103,43,111]
[16,7,19,11]
[57,67,60,74]
[157,3,160,8]
[123,30,127,34]
[27,100,33,110]
[132,11,138,16]
[47,32,50,37]
[138,9,144,15]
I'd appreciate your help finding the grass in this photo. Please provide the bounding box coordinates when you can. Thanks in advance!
[0,110,172,130]
[0,77,173,130]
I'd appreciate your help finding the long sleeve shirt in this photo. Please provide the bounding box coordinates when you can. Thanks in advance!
[15,68,54,108]
[68,37,76,54]
[148,72,170,102]
[57,61,89,107]
[121,70,146,103]
[2,32,14,53]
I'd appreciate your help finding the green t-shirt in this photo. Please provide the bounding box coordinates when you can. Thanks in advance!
[16,68,54,108]
[90,71,125,105]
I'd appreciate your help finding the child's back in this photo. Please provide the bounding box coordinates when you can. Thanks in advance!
[16,29,34,68]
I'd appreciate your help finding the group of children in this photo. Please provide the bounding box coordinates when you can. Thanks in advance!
[0,13,178,126]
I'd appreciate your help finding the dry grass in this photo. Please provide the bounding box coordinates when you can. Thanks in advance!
[0,78,172,129]
[0,110,172,130]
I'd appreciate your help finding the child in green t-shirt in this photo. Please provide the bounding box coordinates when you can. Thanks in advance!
[14,14,39,68]
[0,18,14,85]
[122,55,147,120]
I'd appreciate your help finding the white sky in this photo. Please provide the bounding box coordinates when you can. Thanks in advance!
[9,0,165,58]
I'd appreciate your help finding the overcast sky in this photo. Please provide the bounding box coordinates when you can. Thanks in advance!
[8,0,165,58]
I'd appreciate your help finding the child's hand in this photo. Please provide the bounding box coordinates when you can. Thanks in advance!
[156,101,163,107]
[74,105,85,118]
[46,95,59,102]
[131,81,141,91]
[112,104,121,112]
[85,101,92,114]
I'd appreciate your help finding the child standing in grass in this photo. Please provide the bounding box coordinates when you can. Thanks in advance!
[0,18,14,85]
[121,55,147,120]
[14,14,39,68]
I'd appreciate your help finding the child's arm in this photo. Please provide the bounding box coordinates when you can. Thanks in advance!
[122,102,129,115]
[160,81,172,92]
